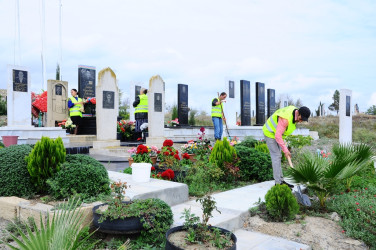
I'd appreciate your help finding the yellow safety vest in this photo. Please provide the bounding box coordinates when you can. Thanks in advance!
[211,98,223,118]
[69,97,83,117]
[263,106,297,139]
[135,94,148,113]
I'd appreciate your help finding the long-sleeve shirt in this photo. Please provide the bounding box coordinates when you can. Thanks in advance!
[275,110,298,154]
[67,96,78,109]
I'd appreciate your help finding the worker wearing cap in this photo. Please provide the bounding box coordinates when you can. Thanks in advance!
[263,106,311,188]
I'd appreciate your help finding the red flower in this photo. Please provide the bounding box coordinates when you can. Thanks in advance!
[157,150,161,154]
[356,202,359,205]
[183,153,190,159]
[342,230,345,233]
[174,154,180,160]
[200,127,205,132]
[161,169,175,180]
[356,209,360,211]
[176,150,179,154]
[168,147,172,152]
[365,188,368,190]
[170,152,174,156]
[163,139,174,147]
[164,152,169,156]
[151,166,156,171]
[137,137,142,141]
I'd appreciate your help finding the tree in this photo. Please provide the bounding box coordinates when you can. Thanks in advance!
[171,105,178,120]
[315,101,324,116]
[366,105,376,115]
[328,90,339,114]
[56,64,61,80]
[118,90,130,119]
[276,95,296,109]
[188,109,197,126]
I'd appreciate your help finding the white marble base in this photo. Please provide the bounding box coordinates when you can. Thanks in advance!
[0,126,68,144]
[92,140,120,149]
[146,136,166,148]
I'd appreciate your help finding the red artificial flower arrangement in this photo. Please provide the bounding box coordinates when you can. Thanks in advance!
[163,139,174,147]
[161,169,175,180]
[31,91,48,114]
[182,153,190,160]
[132,144,152,163]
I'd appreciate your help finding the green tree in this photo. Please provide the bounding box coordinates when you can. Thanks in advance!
[328,90,339,114]
[366,105,376,115]
[0,94,6,115]
[171,104,178,120]
[118,90,130,119]
[188,109,197,126]
[315,101,324,116]
[56,64,61,80]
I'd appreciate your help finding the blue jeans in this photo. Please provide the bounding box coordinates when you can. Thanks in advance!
[212,117,223,140]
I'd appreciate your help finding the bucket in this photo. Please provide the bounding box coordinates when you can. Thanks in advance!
[1,136,19,147]
[131,163,152,183]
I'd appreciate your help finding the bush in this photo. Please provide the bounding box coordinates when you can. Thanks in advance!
[209,137,237,169]
[234,136,259,148]
[26,136,66,193]
[265,184,299,221]
[327,187,376,248]
[254,142,269,154]
[285,135,313,149]
[0,145,36,197]
[235,146,273,181]
[47,154,110,199]
[0,96,6,115]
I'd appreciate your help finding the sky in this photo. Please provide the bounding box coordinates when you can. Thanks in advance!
[0,0,375,116]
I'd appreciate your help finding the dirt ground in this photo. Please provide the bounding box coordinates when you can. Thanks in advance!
[244,215,368,250]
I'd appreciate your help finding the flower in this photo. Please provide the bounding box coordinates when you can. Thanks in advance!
[182,153,190,159]
[356,202,359,205]
[163,139,174,147]
[168,118,179,127]
[200,127,205,133]
[356,208,360,211]
[174,154,180,160]
[132,144,152,163]
[140,122,148,131]
[161,169,175,180]
[117,120,135,138]
[151,166,156,171]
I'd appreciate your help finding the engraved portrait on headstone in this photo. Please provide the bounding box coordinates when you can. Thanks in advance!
[229,81,235,98]
[55,85,62,95]
[78,66,96,98]
[103,91,115,109]
[13,69,28,92]
[154,93,162,112]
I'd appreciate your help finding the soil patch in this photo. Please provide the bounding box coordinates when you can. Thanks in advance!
[244,215,368,249]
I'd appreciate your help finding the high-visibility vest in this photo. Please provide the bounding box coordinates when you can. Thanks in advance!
[263,105,297,139]
[135,94,148,113]
[69,96,83,117]
[211,98,223,118]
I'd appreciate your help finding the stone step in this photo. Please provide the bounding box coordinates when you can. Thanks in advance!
[67,134,96,143]
[90,147,132,158]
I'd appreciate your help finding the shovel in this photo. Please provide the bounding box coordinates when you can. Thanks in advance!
[287,156,311,207]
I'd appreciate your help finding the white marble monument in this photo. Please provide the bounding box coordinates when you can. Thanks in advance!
[339,89,352,144]
[224,78,238,128]
[93,67,120,149]
[280,94,288,108]
[47,80,68,127]
[146,75,166,147]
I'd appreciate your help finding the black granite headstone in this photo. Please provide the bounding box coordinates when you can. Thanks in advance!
[255,82,265,125]
[267,89,276,118]
[135,85,141,97]
[12,69,28,92]
[55,84,63,96]
[346,96,350,117]
[178,84,189,125]
[240,80,251,126]
[78,66,96,98]
[103,91,114,109]
[154,93,162,112]
[229,81,235,98]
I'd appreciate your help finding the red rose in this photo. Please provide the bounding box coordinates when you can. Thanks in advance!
[164,152,169,156]
[151,166,155,171]
[174,154,180,160]
[163,139,174,147]
[200,127,205,132]
[183,153,190,159]
[170,152,174,156]
[157,150,161,154]
[175,150,179,154]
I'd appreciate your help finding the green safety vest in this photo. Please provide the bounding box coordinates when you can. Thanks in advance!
[263,105,297,139]
[211,98,223,118]
[135,94,148,113]
[69,97,83,117]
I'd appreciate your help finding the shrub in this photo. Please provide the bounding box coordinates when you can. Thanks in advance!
[209,137,237,169]
[26,136,66,192]
[0,145,36,197]
[265,184,299,221]
[254,142,269,154]
[235,146,273,181]
[285,135,313,149]
[47,154,110,199]
[234,136,259,148]
[327,187,376,248]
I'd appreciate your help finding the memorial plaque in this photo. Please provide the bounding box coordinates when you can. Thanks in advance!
[346,96,350,117]
[267,89,276,118]
[55,84,63,96]
[178,84,189,125]
[154,93,162,112]
[103,91,115,109]
[78,66,96,98]
[229,81,235,98]
[135,85,141,97]
[255,82,265,125]
[12,69,28,92]
[240,80,251,126]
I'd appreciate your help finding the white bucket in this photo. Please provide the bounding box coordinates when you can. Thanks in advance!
[131,163,152,183]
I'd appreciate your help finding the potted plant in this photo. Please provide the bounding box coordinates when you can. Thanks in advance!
[117,120,135,141]
[131,144,153,182]
[168,118,179,127]
[181,140,198,162]
[165,195,237,249]
[63,118,76,134]
[93,180,174,240]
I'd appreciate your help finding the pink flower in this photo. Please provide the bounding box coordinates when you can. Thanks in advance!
[356,209,360,211]
[356,202,359,205]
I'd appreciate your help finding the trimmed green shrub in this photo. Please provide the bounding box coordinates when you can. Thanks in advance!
[235,146,273,181]
[47,154,110,199]
[26,136,66,192]
[209,137,237,168]
[254,142,269,154]
[234,136,259,148]
[0,145,36,197]
[265,184,299,221]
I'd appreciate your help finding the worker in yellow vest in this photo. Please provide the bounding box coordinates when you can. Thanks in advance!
[211,92,227,140]
[67,89,85,135]
[133,88,148,139]
[263,105,311,188]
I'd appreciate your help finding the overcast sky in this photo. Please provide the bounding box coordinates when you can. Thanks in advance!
[0,0,375,116]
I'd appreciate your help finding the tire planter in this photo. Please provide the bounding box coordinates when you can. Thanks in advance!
[92,203,144,234]
[165,225,237,250]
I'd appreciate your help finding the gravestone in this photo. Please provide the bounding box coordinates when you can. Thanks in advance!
[240,80,251,126]
[93,67,120,148]
[6,65,32,127]
[224,79,237,128]
[280,94,288,108]
[78,65,96,98]
[129,83,142,121]
[47,80,68,127]
[146,75,165,147]
[267,89,276,118]
[177,84,189,125]
[339,89,352,144]
[255,82,265,125]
